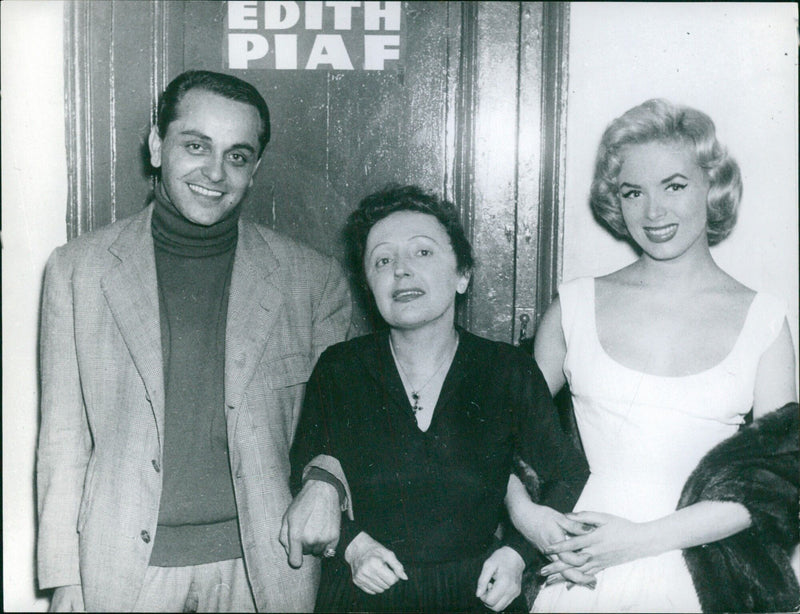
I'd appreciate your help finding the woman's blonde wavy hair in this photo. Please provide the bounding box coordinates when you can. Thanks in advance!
[590,99,742,246]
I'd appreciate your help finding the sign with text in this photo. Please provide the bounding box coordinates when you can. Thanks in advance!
[227,1,404,70]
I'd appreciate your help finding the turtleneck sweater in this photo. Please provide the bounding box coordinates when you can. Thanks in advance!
[149,184,244,566]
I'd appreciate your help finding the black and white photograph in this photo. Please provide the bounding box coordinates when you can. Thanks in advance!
[2,1,798,611]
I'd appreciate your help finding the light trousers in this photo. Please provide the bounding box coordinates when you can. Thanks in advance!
[133,558,256,612]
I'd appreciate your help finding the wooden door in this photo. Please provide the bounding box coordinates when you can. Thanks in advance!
[65,1,568,341]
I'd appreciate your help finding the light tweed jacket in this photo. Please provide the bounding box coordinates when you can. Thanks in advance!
[37,204,352,611]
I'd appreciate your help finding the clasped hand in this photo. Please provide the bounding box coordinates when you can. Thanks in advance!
[507,497,596,587]
[540,511,653,580]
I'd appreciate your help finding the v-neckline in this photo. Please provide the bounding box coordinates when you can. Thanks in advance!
[381,329,469,435]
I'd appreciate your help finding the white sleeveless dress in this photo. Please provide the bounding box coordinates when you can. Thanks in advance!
[532,277,787,613]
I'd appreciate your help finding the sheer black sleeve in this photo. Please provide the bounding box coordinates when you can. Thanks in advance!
[289,349,365,553]
[513,353,589,512]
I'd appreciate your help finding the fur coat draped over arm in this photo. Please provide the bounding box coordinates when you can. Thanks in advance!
[677,402,800,613]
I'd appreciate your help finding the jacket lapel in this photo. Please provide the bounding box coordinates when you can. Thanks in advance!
[224,222,284,415]
[100,205,166,441]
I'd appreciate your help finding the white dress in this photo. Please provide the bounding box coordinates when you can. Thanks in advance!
[532,277,787,613]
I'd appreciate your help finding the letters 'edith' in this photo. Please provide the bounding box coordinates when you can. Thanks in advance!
[227,1,403,71]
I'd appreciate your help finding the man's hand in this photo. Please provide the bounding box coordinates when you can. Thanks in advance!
[279,479,341,568]
[475,546,525,612]
[344,531,408,595]
[49,585,84,612]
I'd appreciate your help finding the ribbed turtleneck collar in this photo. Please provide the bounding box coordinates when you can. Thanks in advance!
[151,181,241,257]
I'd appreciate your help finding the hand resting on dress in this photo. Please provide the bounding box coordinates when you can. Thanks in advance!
[345,531,408,594]
[476,546,526,611]
[541,502,753,579]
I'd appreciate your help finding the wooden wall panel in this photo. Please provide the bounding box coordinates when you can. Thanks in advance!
[64,1,569,343]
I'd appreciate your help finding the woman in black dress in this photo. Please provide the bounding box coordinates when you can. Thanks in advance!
[290,185,589,612]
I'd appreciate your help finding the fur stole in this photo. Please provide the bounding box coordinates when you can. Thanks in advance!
[677,402,800,613]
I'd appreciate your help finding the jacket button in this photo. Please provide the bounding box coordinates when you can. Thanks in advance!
[141,530,151,543]
[151,459,161,473]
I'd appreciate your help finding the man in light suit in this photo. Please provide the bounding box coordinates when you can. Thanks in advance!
[37,70,351,612]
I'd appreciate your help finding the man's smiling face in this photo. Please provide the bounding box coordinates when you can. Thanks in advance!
[148,88,263,225]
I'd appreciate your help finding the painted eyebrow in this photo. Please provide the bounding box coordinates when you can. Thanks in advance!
[619,173,689,190]
[179,130,257,154]
[660,173,689,184]
[366,242,391,260]
[366,235,441,258]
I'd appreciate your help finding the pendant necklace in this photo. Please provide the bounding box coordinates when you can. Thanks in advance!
[389,333,459,414]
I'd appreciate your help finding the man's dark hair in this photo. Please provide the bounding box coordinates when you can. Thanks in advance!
[156,70,271,156]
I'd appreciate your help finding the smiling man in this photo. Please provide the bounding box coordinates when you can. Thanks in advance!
[37,71,351,612]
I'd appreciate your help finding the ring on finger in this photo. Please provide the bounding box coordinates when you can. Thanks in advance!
[323,547,336,558]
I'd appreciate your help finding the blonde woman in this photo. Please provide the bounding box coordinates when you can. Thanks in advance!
[508,99,797,612]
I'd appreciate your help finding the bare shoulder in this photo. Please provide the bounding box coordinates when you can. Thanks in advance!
[718,272,754,295]
[540,293,563,321]
[595,263,641,290]
[708,270,756,312]
[593,265,646,306]
[533,295,567,394]
[598,264,755,305]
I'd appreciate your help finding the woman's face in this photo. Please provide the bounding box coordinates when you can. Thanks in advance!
[618,140,710,262]
[364,210,470,331]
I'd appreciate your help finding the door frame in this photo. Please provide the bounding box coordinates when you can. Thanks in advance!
[64,1,570,343]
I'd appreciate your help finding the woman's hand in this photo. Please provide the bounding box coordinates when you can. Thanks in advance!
[513,504,596,586]
[504,480,596,587]
[344,531,408,595]
[476,546,525,612]
[523,503,597,588]
[509,499,591,554]
[541,511,656,577]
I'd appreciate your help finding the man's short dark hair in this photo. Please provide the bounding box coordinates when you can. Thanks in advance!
[157,70,271,156]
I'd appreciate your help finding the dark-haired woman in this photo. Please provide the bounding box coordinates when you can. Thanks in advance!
[290,185,589,612]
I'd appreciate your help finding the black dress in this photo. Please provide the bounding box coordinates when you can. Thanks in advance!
[291,329,588,612]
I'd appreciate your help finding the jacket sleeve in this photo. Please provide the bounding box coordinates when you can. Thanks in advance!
[301,457,354,521]
[36,247,91,589]
[298,256,354,516]
[310,256,352,366]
